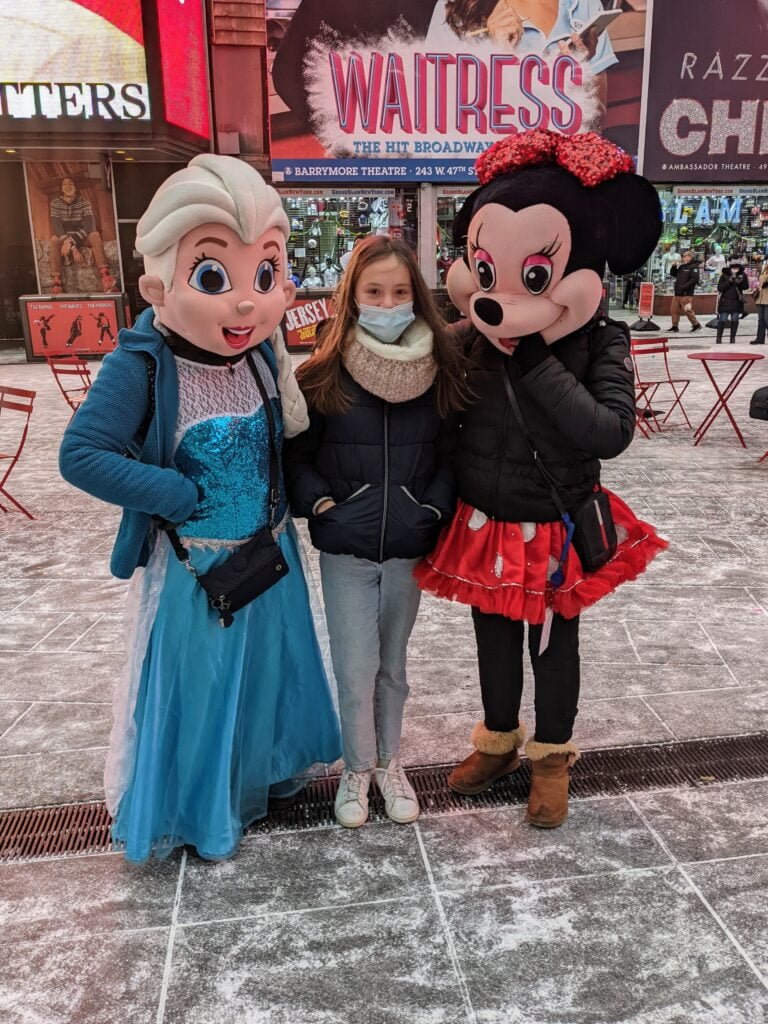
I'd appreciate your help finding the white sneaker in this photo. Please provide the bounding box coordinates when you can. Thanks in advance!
[374,759,420,824]
[334,769,371,828]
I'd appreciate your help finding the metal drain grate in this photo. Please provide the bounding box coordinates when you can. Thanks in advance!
[1,733,767,862]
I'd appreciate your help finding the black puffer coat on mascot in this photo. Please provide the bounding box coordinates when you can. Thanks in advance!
[415,129,668,828]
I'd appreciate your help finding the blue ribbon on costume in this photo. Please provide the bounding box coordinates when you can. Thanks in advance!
[550,513,575,590]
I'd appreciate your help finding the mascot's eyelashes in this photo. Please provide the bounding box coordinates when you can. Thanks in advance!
[473,247,496,292]
[522,255,553,295]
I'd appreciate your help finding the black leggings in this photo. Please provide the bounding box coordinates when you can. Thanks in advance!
[471,607,580,745]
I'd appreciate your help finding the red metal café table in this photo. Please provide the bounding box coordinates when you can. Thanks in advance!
[687,350,765,447]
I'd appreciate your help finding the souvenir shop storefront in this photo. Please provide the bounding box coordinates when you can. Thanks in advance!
[645,187,768,317]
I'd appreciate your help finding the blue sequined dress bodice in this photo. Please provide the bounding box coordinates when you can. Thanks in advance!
[172,354,288,543]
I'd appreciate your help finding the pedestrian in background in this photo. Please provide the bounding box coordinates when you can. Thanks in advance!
[669,251,702,333]
[716,261,749,344]
[750,261,768,345]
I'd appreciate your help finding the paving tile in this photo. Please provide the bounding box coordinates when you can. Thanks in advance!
[0,701,111,756]
[632,780,768,863]
[580,662,737,701]
[0,611,75,652]
[578,619,639,664]
[644,686,768,739]
[16,578,126,617]
[624,620,721,665]
[598,584,766,623]
[68,613,126,653]
[573,697,676,748]
[406,658,481,717]
[446,869,768,1024]
[688,854,768,977]
[0,701,30,736]
[165,900,466,1024]
[418,798,666,893]
[0,580,47,613]
[180,823,427,925]
[400,711,478,766]
[0,929,169,1024]
[0,651,121,702]
[0,853,181,943]
[0,748,106,809]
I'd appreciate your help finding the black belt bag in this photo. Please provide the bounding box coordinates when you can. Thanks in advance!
[502,364,617,576]
[162,349,289,628]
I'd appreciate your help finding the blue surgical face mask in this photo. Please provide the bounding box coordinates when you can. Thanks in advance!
[358,301,416,345]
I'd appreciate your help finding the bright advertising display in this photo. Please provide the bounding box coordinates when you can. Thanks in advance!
[640,0,768,181]
[0,0,150,131]
[267,0,647,183]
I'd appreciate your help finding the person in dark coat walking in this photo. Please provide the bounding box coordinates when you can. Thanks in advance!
[669,251,702,332]
[416,130,667,828]
[716,262,749,344]
[284,235,467,830]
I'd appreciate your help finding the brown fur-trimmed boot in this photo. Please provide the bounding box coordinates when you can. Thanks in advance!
[448,722,526,796]
[525,739,580,828]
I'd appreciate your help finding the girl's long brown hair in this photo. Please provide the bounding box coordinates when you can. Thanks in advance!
[296,236,468,418]
[445,0,497,34]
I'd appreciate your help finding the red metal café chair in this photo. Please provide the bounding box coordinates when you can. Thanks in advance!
[0,385,36,520]
[634,380,659,436]
[631,337,692,430]
[47,356,92,417]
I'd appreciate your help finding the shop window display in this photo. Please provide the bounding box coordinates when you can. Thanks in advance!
[651,188,768,297]
[436,188,473,288]
[279,188,418,291]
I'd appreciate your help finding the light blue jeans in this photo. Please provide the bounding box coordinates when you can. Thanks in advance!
[320,553,422,771]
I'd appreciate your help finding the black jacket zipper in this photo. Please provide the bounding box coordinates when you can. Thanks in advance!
[379,403,390,562]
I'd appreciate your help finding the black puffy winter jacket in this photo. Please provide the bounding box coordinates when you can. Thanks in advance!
[284,369,457,562]
[454,317,636,523]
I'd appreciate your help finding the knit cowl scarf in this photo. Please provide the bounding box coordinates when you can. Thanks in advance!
[342,318,437,404]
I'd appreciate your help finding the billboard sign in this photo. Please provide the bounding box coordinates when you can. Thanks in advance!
[640,0,768,181]
[20,295,125,360]
[0,0,150,131]
[283,295,333,349]
[267,0,648,183]
[25,161,122,296]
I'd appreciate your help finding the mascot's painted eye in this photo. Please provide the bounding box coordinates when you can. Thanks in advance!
[473,248,497,292]
[189,257,232,295]
[522,255,553,295]
[255,258,278,294]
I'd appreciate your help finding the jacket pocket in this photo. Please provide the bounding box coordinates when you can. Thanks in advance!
[309,483,382,558]
[400,486,441,521]
[384,485,443,560]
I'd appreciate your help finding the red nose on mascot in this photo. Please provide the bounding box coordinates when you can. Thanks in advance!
[416,129,668,829]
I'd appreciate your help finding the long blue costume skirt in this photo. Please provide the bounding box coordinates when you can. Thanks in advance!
[111,527,341,862]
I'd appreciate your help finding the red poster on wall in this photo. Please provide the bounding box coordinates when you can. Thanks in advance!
[283,294,334,350]
[20,295,125,361]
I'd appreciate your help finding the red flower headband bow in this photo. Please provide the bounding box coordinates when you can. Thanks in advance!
[475,129,635,188]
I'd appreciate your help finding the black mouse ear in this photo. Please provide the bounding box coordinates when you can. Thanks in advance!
[453,188,482,249]
[597,174,663,276]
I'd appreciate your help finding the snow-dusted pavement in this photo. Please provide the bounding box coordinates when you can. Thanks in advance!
[1,315,767,1022]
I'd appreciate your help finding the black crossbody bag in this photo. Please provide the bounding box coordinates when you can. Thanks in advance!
[502,364,617,576]
[161,349,289,628]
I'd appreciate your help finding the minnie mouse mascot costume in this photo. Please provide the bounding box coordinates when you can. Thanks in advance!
[416,130,667,828]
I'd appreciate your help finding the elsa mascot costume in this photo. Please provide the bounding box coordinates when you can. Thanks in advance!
[60,155,341,862]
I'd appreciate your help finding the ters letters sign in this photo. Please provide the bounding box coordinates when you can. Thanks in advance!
[641,0,768,181]
[0,0,150,130]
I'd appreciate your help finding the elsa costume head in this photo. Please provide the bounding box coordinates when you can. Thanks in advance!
[134,154,308,437]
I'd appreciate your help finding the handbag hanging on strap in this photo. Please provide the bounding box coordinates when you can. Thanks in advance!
[501,363,617,578]
[160,348,289,628]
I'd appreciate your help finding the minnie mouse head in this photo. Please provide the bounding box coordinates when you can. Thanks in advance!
[447,130,662,354]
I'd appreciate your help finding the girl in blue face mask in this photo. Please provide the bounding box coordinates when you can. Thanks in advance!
[284,236,468,828]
